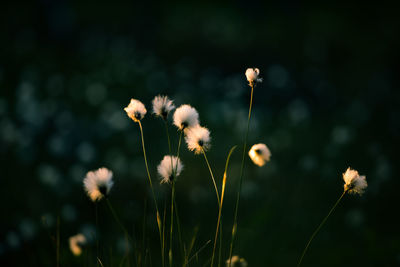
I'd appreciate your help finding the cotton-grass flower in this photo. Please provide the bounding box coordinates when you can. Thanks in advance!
[343,167,367,195]
[245,68,262,86]
[157,155,184,184]
[173,104,199,130]
[185,125,211,154]
[226,255,248,267]
[83,167,114,202]
[152,95,175,120]
[69,233,86,256]
[124,98,147,122]
[248,143,271,167]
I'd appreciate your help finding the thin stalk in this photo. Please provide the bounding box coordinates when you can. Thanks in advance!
[138,121,163,265]
[163,120,172,267]
[169,130,183,267]
[106,199,136,261]
[95,203,99,267]
[162,201,167,267]
[211,146,237,267]
[169,182,175,267]
[164,120,172,156]
[228,84,254,266]
[297,190,347,267]
[173,199,185,262]
[201,148,221,205]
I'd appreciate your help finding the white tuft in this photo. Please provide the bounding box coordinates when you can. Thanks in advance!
[157,155,184,184]
[343,167,367,195]
[226,255,248,267]
[248,143,271,167]
[173,104,200,130]
[69,233,86,256]
[185,125,211,154]
[83,167,114,202]
[152,95,175,119]
[124,99,147,122]
[245,68,263,85]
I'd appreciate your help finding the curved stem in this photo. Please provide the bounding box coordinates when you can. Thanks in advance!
[106,199,137,266]
[169,130,183,267]
[169,182,175,267]
[297,190,347,267]
[228,84,254,266]
[95,203,99,267]
[201,148,221,205]
[212,146,237,267]
[163,120,172,267]
[138,121,163,265]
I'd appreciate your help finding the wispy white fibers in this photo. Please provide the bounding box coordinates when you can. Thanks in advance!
[248,143,271,167]
[343,167,367,195]
[157,155,184,184]
[173,104,199,130]
[185,125,211,154]
[124,98,147,122]
[69,233,86,256]
[83,167,114,202]
[226,255,248,267]
[152,95,175,120]
[245,68,263,85]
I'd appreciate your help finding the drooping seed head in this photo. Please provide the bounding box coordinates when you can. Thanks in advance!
[152,95,175,120]
[83,167,114,202]
[245,68,263,86]
[342,167,367,195]
[248,143,271,167]
[69,233,86,256]
[157,155,184,184]
[124,98,147,122]
[185,125,211,154]
[173,104,200,130]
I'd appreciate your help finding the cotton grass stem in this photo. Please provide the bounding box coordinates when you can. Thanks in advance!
[138,121,163,264]
[201,148,221,205]
[211,146,237,267]
[164,120,172,267]
[228,84,254,266]
[169,129,183,267]
[105,199,136,262]
[297,190,348,267]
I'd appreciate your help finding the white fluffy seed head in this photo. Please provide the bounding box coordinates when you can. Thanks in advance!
[248,143,271,167]
[124,98,147,122]
[245,68,262,85]
[173,104,200,130]
[185,125,211,154]
[226,255,248,267]
[69,233,86,256]
[343,167,367,195]
[157,155,184,184]
[83,167,114,202]
[152,95,175,120]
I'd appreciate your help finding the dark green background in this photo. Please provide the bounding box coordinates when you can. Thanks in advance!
[1,1,399,266]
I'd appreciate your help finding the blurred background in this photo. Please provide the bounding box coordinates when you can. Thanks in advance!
[1,1,399,266]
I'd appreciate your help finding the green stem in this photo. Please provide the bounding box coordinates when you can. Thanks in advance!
[201,148,220,267]
[106,199,136,247]
[212,146,237,267]
[138,121,163,266]
[169,130,183,267]
[173,198,185,262]
[297,190,347,267]
[169,182,175,267]
[95,204,99,267]
[163,120,172,267]
[228,84,254,266]
[201,148,221,205]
